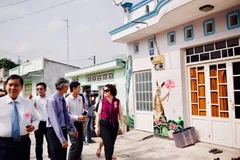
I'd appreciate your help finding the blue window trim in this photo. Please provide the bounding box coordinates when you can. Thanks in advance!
[148,38,154,56]
[134,43,139,54]
[167,31,176,45]
[184,25,194,41]
[203,18,215,36]
[226,10,240,30]
[148,38,154,50]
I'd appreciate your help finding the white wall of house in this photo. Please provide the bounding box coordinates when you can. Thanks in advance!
[111,0,240,147]
[128,0,156,21]
[10,58,44,76]
[128,6,240,126]
[43,60,79,95]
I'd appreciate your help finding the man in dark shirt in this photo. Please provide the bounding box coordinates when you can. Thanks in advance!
[83,87,96,143]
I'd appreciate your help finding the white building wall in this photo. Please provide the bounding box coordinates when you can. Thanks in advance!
[156,6,240,53]
[128,1,155,21]
[10,57,44,76]
[43,60,79,95]
[128,6,240,126]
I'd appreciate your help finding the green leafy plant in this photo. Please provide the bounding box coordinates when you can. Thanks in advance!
[154,116,183,138]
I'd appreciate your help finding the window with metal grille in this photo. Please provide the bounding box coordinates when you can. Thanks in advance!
[186,37,240,63]
[135,71,152,111]
[87,72,113,82]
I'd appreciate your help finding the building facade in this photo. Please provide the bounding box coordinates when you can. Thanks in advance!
[110,0,240,148]
[9,57,79,97]
[64,59,134,128]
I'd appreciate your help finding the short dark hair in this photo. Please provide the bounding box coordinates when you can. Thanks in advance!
[84,86,91,92]
[36,82,47,89]
[55,77,69,90]
[105,84,117,97]
[6,74,24,86]
[70,81,80,92]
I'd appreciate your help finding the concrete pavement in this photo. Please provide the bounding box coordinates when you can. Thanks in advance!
[30,130,240,160]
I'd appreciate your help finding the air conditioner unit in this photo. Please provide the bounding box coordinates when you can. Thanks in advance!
[151,54,164,70]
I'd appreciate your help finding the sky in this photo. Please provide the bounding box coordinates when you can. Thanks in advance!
[0,0,139,67]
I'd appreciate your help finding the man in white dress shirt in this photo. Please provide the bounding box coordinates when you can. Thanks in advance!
[66,81,87,160]
[29,82,51,160]
[0,74,39,160]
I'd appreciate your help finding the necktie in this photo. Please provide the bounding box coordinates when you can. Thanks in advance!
[12,101,20,138]
[62,98,70,125]
[86,95,90,107]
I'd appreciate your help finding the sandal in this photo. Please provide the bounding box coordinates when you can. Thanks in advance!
[213,150,223,154]
[209,148,218,153]
[96,148,101,157]
[112,156,116,160]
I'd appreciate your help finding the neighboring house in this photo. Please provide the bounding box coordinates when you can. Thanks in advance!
[0,68,9,90]
[110,0,240,148]
[9,57,79,97]
[64,58,132,127]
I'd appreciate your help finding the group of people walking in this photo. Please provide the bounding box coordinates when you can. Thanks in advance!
[0,74,125,160]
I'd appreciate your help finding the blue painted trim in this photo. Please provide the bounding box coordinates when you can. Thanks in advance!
[184,25,194,41]
[128,0,153,13]
[134,43,139,54]
[226,10,240,30]
[148,38,154,56]
[167,31,176,45]
[203,18,215,36]
[148,38,154,50]
[109,0,171,35]
[122,2,133,8]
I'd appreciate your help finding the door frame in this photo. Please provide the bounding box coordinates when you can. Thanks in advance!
[187,64,210,142]
[228,59,240,148]
[187,60,235,147]
[207,61,233,146]
[133,70,153,132]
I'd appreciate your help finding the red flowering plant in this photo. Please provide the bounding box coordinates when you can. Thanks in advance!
[154,116,183,138]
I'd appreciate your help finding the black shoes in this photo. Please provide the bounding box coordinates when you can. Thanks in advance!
[209,148,223,154]
[87,139,96,143]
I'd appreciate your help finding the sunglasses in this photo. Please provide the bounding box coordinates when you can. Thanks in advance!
[36,88,44,91]
[104,89,110,93]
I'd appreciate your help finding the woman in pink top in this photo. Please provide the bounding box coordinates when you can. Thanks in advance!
[95,84,125,160]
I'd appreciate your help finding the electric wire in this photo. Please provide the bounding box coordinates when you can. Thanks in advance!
[56,57,91,62]
[0,0,76,24]
[0,49,33,59]
[0,0,31,8]
[0,49,92,63]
